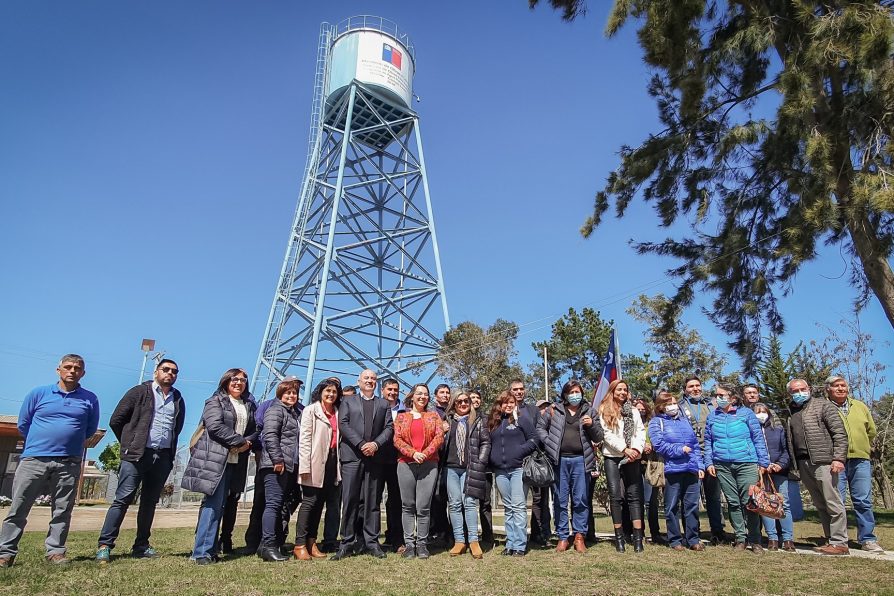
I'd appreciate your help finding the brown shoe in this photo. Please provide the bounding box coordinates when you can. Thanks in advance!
[0,556,12,568]
[46,553,70,565]
[751,544,764,555]
[814,544,849,556]
[767,540,779,551]
[782,540,796,552]
[672,545,686,551]
[449,543,467,556]
[573,533,587,553]
[307,539,326,559]
[733,542,746,551]
[469,541,483,559]
[555,539,569,552]
[293,545,312,561]
[690,543,705,551]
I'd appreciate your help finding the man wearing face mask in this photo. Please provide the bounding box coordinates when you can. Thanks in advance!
[677,375,729,544]
[785,378,849,555]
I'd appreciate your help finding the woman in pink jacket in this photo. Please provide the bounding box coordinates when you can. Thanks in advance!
[292,379,342,560]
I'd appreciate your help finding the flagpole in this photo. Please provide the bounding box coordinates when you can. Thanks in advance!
[614,326,623,380]
[543,346,549,402]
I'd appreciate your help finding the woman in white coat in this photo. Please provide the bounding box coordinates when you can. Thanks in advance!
[597,379,646,553]
[292,379,342,560]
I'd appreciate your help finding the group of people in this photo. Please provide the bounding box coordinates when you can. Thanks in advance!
[0,354,884,569]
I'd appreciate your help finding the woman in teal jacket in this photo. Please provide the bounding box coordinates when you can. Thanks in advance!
[704,385,769,554]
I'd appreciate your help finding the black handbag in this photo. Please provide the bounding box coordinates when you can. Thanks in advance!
[522,447,555,488]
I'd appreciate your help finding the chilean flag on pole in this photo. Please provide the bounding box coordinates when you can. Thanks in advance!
[591,328,621,410]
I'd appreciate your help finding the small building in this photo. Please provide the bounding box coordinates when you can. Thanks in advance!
[0,415,23,497]
[0,414,106,500]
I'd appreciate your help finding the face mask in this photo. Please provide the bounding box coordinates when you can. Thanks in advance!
[791,391,810,405]
[715,397,730,409]
[755,412,769,424]
[665,404,679,417]
[566,392,583,406]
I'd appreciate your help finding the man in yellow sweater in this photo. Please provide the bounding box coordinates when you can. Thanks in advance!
[826,375,884,553]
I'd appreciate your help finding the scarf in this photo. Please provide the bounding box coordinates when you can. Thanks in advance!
[621,400,634,449]
[455,415,468,465]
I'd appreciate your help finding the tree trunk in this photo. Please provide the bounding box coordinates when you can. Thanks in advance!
[846,213,894,331]
[871,456,894,509]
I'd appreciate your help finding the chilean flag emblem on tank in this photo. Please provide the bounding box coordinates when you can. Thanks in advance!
[382,43,402,69]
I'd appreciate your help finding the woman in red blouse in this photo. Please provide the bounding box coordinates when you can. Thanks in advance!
[393,383,444,559]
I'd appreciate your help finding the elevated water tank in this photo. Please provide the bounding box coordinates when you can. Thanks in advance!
[326,16,415,110]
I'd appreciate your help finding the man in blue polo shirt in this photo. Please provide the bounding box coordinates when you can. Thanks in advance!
[0,354,100,567]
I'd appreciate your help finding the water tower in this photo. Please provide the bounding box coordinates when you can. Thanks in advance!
[252,16,450,401]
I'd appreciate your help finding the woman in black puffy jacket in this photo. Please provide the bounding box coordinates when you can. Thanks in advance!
[443,390,490,559]
[256,379,302,561]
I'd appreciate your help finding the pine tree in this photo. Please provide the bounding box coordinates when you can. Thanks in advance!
[532,0,894,372]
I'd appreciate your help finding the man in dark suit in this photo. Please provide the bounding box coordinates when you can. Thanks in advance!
[331,369,394,560]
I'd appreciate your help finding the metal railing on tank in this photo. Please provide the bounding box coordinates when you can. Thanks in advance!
[331,15,415,60]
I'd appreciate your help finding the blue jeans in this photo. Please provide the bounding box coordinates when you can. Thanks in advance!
[446,467,479,542]
[98,449,173,552]
[838,458,877,543]
[494,468,527,551]
[664,472,700,547]
[552,456,588,540]
[192,464,235,560]
[760,473,794,541]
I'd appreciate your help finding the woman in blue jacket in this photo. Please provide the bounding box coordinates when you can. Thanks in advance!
[487,390,538,557]
[754,403,795,552]
[704,385,769,554]
[648,391,705,551]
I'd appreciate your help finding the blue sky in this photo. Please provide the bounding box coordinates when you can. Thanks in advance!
[2,1,892,455]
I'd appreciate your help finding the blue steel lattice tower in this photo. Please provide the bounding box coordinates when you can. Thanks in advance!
[252,17,450,401]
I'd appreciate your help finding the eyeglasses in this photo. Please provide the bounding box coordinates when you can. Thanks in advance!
[230,377,247,384]
[454,399,470,405]
[160,367,179,374]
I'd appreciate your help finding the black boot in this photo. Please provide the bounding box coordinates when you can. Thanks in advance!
[613,529,626,553]
[256,545,288,562]
[633,529,645,553]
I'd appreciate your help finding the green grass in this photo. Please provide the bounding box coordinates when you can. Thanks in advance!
[1,512,893,595]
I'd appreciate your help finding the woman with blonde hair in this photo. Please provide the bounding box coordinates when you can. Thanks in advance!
[443,390,490,559]
[598,379,646,553]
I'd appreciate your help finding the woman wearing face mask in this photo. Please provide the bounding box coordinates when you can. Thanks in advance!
[753,403,795,552]
[633,397,663,545]
[443,390,490,559]
[598,380,646,553]
[648,391,705,551]
[704,385,770,553]
[393,384,444,559]
[536,380,603,553]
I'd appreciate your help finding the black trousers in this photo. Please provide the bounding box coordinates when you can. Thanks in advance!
[295,451,338,544]
[604,456,643,525]
[322,482,341,546]
[586,472,597,539]
[378,462,404,547]
[339,459,384,549]
[528,484,552,542]
[244,473,266,550]
[430,464,450,540]
[479,472,494,542]
[219,490,240,549]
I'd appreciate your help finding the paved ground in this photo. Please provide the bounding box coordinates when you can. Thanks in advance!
[3,506,892,561]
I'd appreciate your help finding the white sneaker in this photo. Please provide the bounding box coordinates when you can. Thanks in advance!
[862,541,884,553]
